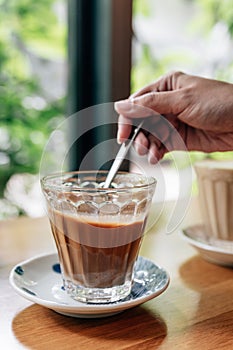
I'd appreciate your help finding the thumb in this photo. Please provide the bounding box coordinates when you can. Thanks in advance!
[115,91,179,117]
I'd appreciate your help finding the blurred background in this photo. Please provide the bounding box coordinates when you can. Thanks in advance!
[0,0,233,219]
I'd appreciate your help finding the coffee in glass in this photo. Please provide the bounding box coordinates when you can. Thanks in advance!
[41,171,156,303]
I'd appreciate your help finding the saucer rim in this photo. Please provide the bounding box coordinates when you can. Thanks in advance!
[181,224,233,256]
[9,252,170,316]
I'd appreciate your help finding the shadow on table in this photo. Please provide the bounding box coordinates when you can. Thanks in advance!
[12,304,167,349]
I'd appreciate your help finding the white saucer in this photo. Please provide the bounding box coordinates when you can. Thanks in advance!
[181,224,233,267]
[9,253,169,318]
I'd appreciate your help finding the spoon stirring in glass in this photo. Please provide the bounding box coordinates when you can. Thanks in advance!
[103,121,144,188]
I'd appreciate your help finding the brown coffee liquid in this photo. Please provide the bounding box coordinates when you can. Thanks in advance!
[49,210,146,288]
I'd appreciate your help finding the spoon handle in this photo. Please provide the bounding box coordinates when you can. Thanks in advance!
[104,121,144,188]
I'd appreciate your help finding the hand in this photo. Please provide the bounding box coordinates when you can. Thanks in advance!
[114,71,233,163]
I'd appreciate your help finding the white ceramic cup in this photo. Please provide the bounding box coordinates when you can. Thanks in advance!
[194,160,233,241]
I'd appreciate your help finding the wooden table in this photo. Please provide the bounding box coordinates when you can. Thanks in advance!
[1,198,233,350]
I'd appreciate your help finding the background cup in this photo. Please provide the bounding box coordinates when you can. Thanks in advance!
[194,160,233,241]
[41,171,156,303]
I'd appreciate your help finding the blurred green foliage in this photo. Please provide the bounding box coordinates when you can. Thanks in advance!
[133,0,151,17]
[0,0,65,199]
[196,0,233,35]
[132,0,233,91]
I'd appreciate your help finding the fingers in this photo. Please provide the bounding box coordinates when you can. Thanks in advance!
[117,117,167,164]
[130,82,158,98]
[115,99,155,118]
[134,132,169,164]
[134,132,149,156]
[114,71,187,163]
[115,100,156,145]
[115,99,174,163]
[117,114,132,144]
[148,143,164,164]
[117,116,150,155]
[115,90,182,117]
[130,71,186,98]
[133,131,167,164]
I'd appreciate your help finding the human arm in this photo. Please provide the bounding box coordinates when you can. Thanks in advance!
[115,71,233,163]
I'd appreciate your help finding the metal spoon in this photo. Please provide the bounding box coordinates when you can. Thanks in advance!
[104,121,144,188]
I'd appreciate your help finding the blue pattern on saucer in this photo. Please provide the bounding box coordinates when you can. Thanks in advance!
[9,253,169,318]
[21,287,36,296]
[14,266,24,276]
[52,263,61,274]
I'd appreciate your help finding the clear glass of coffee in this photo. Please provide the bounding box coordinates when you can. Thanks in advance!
[41,171,156,304]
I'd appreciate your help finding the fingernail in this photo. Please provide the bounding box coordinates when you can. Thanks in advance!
[115,100,133,112]
[117,135,122,144]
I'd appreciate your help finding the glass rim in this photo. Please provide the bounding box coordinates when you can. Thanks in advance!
[41,170,157,192]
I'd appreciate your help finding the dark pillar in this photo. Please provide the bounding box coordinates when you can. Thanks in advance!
[67,0,132,171]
